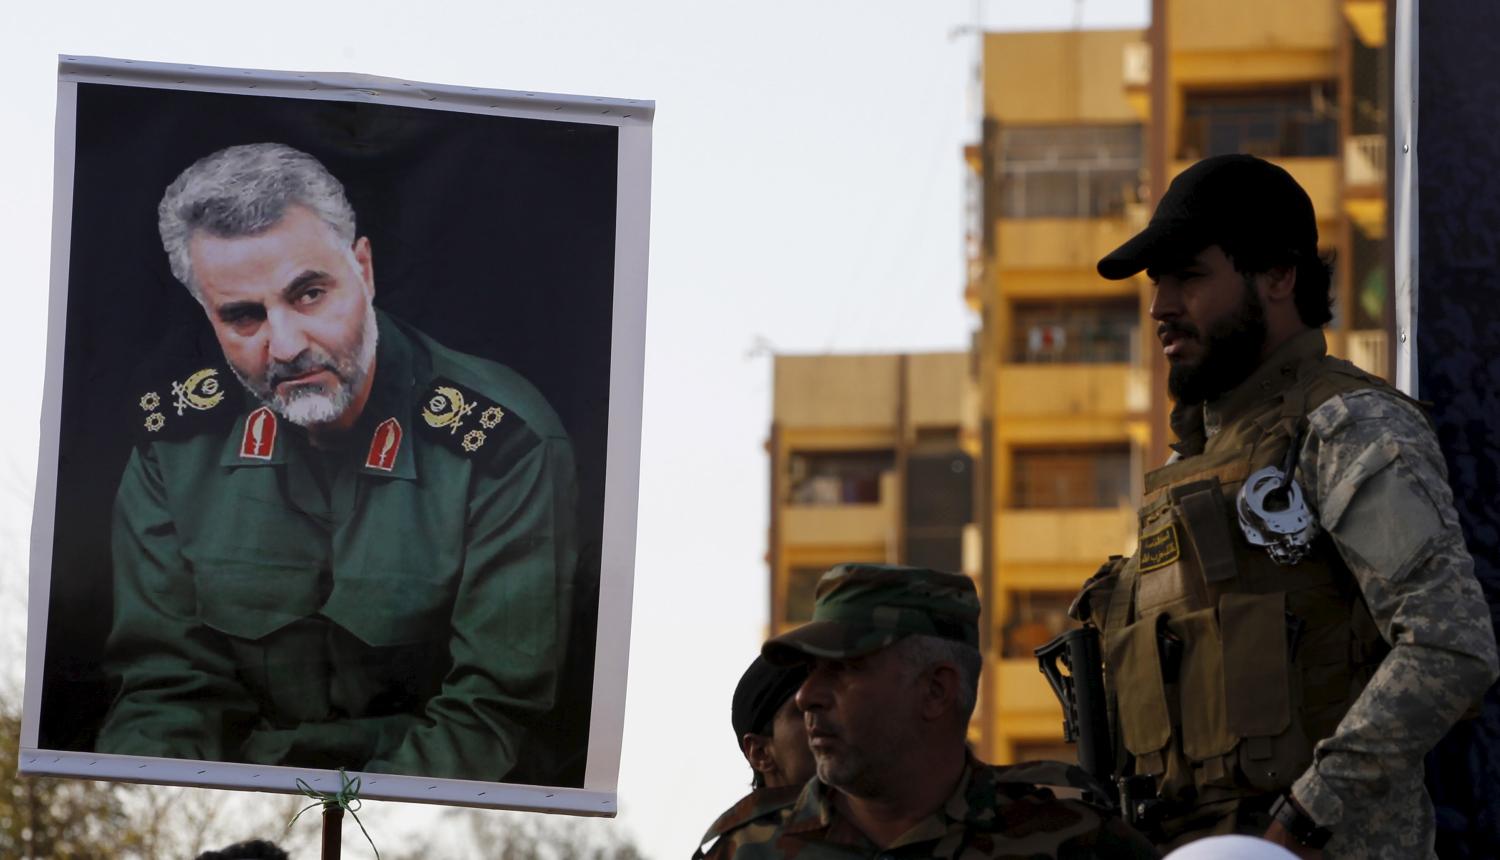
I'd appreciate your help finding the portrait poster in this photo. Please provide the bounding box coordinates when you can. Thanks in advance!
[19,56,650,816]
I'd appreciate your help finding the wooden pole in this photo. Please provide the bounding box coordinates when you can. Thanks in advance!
[322,804,344,860]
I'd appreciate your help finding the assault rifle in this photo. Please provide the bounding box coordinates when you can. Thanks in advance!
[1035,624,1118,808]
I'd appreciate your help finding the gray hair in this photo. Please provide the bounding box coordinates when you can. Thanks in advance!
[892,634,982,722]
[158,143,357,299]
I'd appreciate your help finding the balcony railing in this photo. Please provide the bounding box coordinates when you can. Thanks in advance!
[1345,134,1387,188]
[1346,329,1388,378]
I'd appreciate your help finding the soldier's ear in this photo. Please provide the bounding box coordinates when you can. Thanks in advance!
[353,236,375,295]
[742,733,776,777]
[920,663,961,722]
[1261,263,1296,303]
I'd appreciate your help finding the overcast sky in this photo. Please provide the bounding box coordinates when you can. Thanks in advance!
[0,1,1147,856]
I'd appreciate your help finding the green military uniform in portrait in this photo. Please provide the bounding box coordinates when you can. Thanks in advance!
[96,310,580,784]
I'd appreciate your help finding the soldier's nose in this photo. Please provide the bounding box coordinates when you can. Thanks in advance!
[795,669,830,712]
[266,320,311,364]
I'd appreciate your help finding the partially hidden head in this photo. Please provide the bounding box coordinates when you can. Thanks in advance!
[732,655,813,790]
[1098,154,1335,404]
[762,564,982,797]
[158,143,378,429]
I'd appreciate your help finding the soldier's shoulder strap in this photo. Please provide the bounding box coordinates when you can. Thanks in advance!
[694,785,800,859]
[1305,353,1429,410]
[1293,355,1436,437]
[415,376,539,473]
[130,362,238,444]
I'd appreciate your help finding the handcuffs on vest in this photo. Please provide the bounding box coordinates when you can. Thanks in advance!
[1237,424,1319,565]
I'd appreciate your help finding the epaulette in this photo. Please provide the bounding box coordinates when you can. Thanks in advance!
[417,376,534,471]
[131,362,238,444]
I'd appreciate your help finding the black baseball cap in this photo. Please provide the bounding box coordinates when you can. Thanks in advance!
[731,656,806,741]
[1097,153,1319,280]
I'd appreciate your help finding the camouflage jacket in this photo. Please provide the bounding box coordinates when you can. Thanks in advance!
[695,759,1158,859]
[1172,330,1500,858]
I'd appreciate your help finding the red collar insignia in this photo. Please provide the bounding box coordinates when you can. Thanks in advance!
[366,417,403,472]
[239,406,277,460]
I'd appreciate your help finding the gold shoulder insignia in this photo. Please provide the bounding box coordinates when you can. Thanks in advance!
[171,367,226,416]
[422,385,476,435]
[417,377,528,464]
[132,362,237,445]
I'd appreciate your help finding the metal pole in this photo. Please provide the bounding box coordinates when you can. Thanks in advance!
[1392,0,1419,395]
[322,804,344,860]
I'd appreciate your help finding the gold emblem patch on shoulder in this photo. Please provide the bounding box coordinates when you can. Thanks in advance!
[418,376,519,464]
[423,385,476,435]
[171,368,226,416]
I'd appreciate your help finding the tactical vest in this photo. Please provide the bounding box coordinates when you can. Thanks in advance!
[1092,354,1399,817]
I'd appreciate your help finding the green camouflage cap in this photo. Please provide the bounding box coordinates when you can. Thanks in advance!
[762,564,980,664]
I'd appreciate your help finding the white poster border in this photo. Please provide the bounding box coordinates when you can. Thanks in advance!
[20,56,650,817]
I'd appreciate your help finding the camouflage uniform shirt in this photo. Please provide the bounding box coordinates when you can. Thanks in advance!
[1173,329,1500,858]
[696,759,1158,859]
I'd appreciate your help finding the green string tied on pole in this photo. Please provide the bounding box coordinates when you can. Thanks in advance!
[288,768,380,859]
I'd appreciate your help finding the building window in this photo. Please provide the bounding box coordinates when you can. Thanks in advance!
[1180,84,1338,160]
[998,125,1143,218]
[1002,590,1077,659]
[1012,445,1131,508]
[1010,298,1138,364]
[788,450,895,505]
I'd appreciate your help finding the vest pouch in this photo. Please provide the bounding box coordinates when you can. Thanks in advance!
[1221,592,1313,793]
[1168,607,1238,790]
[1105,612,1178,784]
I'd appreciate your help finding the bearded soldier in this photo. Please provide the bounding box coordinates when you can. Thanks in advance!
[1073,154,1497,857]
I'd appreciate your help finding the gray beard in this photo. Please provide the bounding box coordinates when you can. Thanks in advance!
[231,304,379,427]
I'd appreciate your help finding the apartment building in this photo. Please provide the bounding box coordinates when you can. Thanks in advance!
[766,353,977,640]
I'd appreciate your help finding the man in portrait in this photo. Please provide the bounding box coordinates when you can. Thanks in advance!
[94,142,581,785]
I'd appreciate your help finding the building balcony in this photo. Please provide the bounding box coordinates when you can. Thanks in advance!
[991,657,1066,738]
[1345,134,1386,191]
[1171,0,1338,56]
[997,507,1137,567]
[1345,329,1389,379]
[1344,0,1387,48]
[994,218,1138,272]
[996,363,1149,419]
[782,502,893,550]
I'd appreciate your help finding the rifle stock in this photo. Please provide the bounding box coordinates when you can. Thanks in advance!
[1035,625,1117,807]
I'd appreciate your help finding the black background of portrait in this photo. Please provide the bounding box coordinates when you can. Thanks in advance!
[1417,5,1500,855]
[39,82,618,785]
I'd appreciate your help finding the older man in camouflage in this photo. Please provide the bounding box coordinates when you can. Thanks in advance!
[1072,154,1499,857]
[695,564,1158,859]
